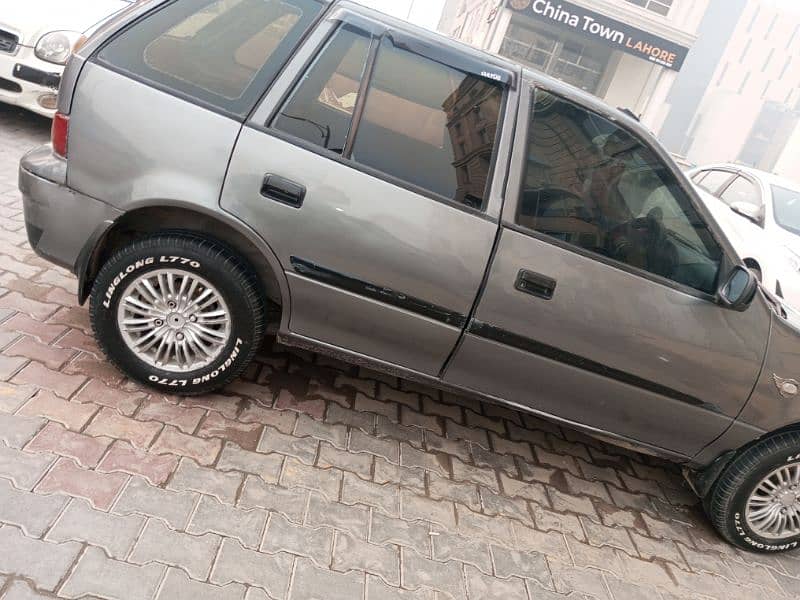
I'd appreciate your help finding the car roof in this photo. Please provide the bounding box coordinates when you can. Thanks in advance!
[335,1,652,142]
[695,163,800,191]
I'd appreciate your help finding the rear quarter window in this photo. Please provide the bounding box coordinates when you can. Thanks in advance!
[97,0,324,117]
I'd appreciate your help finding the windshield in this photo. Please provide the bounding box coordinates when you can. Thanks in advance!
[772,185,800,236]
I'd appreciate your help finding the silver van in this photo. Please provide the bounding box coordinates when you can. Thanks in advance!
[18,0,800,552]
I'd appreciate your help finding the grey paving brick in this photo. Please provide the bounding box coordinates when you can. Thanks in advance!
[349,429,399,463]
[0,412,44,449]
[401,489,456,529]
[471,444,518,477]
[451,458,499,491]
[280,457,342,501]
[168,458,243,505]
[258,426,319,465]
[217,443,283,484]
[306,493,369,539]
[157,567,247,600]
[0,382,37,414]
[46,498,145,559]
[376,415,425,448]
[113,476,198,530]
[0,525,81,591]
[564,471,613,503]
[400,444,448,476]
[489,433,534,461]
[333,531,400,585]
[630,531,686,567]
[421,396,462,422]
[424,431,471,462]
[60,546,166,600]
[211,538,293,600]
[366,575,435,600]
[402,549,467,600]
[355,392,398,420]
[261,513,333,566]
[342,472,399,516]
[370,511,432,557]
[1,580,52,600]
[428,473,480,511]
[0,443,55,490]
[290,557,364,600]
[238,475,308,522]
[400,406,442,434]
[188,495,267,549]
[580,517,636,554]
[457,505,515,546]
[335,374,375,397]
[326,403,375,432]
[130,518,221,580]
[318,442,373,478]
[374,457,425,493]
[432,530,492,573]
[549,561,612,599]
[465,565,528,600]
[378,385,420,410]
[500,473,550,506]
[531,504,585,540]
[490,545,553,590]
[480,488,532,522]
[0,478,67,537]
[294,414,347,449]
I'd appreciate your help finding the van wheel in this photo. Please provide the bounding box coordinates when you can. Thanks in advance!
[90,234,265,395]
[706,431,800,552]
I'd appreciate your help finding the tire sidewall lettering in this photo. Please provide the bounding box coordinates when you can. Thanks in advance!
[101,256,201,309]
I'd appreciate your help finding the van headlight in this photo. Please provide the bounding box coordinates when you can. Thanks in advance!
[35,31,81,65]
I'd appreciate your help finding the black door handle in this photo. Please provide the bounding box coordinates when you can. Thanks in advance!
[515,270,557,300]
[261,174,306,208]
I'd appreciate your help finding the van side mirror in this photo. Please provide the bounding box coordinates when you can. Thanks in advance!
[730,201,763,225]
[718,266,758,311]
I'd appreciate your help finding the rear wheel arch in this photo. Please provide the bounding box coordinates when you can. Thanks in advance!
[79,204,289,326]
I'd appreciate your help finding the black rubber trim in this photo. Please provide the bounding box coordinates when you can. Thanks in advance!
[468,319,719,412]
[290,256,467,327]
[13,64,60,89]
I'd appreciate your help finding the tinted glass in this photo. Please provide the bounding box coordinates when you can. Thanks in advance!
[518,90,722,294]
[720,176,761,207]
[98,0,323,116]
[772,185,800,235]
[272,26,371,153]
[350,38,504,210]
[698,170,735,195]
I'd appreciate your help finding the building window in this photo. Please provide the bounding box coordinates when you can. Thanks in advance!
[623,0,673,17]
[499,22,612,94]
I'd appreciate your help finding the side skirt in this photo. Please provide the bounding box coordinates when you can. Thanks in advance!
[277,330,693,466]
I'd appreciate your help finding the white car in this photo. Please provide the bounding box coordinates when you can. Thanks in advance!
[688,163,800,307]
[0,0,133,117]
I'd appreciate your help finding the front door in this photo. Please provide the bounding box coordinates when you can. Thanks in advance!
[221,17,515,375]
[445,86,771,457]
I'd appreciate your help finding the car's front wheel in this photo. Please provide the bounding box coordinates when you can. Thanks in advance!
[90,234,265,395]
[707,431,800,552]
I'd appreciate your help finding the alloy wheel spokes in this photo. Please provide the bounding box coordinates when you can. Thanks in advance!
[746,463,800,540]
[117,269,231,374]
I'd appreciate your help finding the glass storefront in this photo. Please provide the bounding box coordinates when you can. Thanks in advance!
[499,19,613,94]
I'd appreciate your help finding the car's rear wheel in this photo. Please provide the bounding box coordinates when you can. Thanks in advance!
[90,234,265,395]
[706,431,800,552]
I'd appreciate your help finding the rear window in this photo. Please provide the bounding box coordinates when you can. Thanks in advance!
[97,0,324,117]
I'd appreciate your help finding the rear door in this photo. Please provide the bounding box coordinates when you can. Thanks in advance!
[221,12,517,375]
[444,85,771,458]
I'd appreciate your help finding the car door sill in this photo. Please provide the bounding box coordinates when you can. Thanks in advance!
[277,330,692,464]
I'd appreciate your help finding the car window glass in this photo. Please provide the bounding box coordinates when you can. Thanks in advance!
[720,176,761,207]
[350,37,504,210]
[272,26,372,154]
[518,89,722,295]
[772,185,800,236]
[698,170,735,195]
[97,0,323,116]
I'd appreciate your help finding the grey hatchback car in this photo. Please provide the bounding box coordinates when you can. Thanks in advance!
[17,0,800,553]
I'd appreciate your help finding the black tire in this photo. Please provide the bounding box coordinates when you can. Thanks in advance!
[90,234,265,395]
[706,431,800,553]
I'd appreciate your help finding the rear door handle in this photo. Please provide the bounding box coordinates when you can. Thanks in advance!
[515,270,557,300]
[260,174,306,208]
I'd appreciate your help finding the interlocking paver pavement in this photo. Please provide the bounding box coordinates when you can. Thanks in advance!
[0,101,799,600]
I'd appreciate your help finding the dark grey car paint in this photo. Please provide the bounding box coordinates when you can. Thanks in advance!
[17,0,800,473]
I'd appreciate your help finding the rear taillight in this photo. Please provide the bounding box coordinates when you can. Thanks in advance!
[51,112,69,158]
